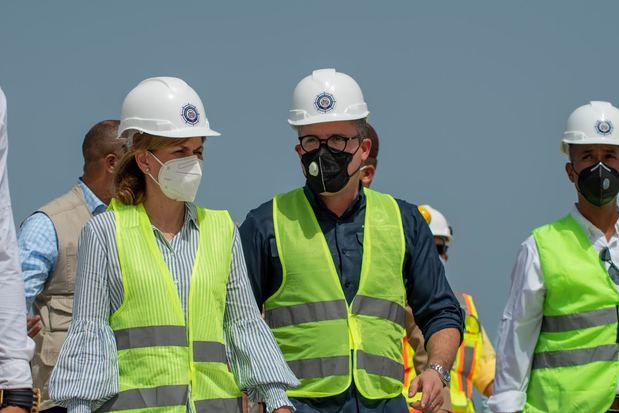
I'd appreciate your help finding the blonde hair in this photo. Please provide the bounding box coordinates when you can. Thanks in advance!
[113,133,193,205]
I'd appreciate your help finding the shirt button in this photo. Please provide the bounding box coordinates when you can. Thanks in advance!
[344,281,351,288]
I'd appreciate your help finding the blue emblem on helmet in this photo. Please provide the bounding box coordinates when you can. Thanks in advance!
[181,104,200,126]
[596,120,613,136]
[314,92,336,113]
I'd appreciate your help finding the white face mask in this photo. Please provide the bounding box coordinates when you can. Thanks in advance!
[147,152,203,202]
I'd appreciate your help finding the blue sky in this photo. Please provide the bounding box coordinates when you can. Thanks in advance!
[2,1,619,344]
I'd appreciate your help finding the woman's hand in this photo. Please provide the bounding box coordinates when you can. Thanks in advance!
[272,407,293,413]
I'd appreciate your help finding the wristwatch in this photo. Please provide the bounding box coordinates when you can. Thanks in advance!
[427,363,451,387]
[0,388,40,412]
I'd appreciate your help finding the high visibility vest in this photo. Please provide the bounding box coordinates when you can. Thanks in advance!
[450,293,482,413]
[266,188,407,399]
[98,200,242,412]
[402,337,422,413]
[526,215,619,413]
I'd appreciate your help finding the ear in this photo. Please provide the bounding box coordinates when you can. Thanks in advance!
[360,138,371,161]
[135,151,151,175]
[360,164,376,188]
[565,162,576,183]
[104,154,118,174]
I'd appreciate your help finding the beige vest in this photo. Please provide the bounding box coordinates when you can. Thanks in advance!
[31,185,92,409]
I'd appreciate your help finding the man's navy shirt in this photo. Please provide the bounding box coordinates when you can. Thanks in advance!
[239,185,464,412]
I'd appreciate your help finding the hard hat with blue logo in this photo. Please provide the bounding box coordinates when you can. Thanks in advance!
[561,101,619,155]
[118,77,220,142]
[288,68,369,127]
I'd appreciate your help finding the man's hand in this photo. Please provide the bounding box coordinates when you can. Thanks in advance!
[272,407,293,413]
[408,368,444,413]
[27,315,41,338]
[0,407,29,413]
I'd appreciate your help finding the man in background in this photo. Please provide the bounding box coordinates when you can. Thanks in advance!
[17,120,125,412]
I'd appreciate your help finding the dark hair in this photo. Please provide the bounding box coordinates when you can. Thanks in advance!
[82,120,122,164]
[365,123,379,167]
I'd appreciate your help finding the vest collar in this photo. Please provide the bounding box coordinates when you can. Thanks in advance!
[302,183,366,221]
[569,204,619,245]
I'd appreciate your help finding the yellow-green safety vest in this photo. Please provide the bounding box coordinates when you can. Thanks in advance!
[526,215,619,412]
[98,200,242,412]
[266,188,407,399]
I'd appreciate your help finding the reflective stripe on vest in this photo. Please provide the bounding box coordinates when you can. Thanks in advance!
[103,201,242,412]
[98,385,188,412]
[265,300,348,329]
[525,215,619,413]
[541,307,618,333]
[267,188,406,399]
[450,292,481,413]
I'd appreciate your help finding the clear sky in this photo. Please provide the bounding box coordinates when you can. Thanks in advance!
[2,1,618,345]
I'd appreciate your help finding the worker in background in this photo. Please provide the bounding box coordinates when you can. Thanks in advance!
[416,205,495,412]
[360,125,495,413]
[17,120,126,412]
[488,101,619,412]
[0,86,38,413]
[49,77,298,412]
[240,68,464,413]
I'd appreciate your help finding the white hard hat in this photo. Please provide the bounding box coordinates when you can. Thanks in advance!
[118,77,220,141]
[561,101,619,155]
[288,68,370,127]
[418,204,452,241]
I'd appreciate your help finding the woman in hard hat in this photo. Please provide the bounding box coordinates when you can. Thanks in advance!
[49,77,297,413]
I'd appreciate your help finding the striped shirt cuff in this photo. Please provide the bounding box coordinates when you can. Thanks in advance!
[257,384,294,412]
[67,399,92,413]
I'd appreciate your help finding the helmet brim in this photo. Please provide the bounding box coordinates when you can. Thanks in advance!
[288,111,370,127]
[561,138,619,155]
[119,127,221,139]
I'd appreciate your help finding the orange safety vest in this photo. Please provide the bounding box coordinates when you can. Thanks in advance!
[402,336,422,413]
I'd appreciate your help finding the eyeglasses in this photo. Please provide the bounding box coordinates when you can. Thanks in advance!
[599,247,619,285]
[436,242,449,255]
[298,134,361,153]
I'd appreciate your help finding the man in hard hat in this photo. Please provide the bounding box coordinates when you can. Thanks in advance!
[240,68,464,413]
[416,205,495,413]
[360,125,495,413]
[0,86,38,413]
[488,101,619,413]
[17,120,126,412]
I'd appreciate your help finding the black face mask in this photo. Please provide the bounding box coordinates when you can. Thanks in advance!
[301,145,359,194]
[574,162,619,206]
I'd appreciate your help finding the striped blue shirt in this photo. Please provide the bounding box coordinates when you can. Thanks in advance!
[17,180,106,310]
[48,203,298,413]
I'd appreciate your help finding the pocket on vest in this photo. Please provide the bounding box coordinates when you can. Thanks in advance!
[38,330,68,367]
[47,296,73,331]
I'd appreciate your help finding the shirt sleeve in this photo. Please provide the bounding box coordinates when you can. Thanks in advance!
[238,201,277,307]
[49,221,119,410]
[0,86,35,389]
[473,327,496,395]
[399,200,464,344]
[224,227,299,412]
[488,236,545,413]
[17,212,59,311]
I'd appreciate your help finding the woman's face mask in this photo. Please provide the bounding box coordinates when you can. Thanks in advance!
[147,152,203,202]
